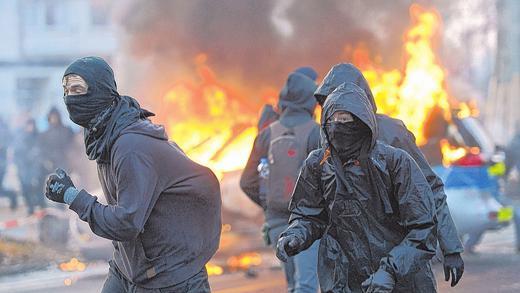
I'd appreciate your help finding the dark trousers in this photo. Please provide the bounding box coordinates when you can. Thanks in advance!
[101,261,211,293]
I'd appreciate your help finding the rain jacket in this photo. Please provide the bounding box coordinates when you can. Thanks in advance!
[69,120,222,288]
[240,72,320,225]
[314,63,463,255]
[284,83,438,292]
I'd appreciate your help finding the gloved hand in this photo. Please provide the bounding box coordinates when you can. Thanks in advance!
[361,268,395,293]
[276,234,304,262]
[44,168,75,204]
[444,253,464,287]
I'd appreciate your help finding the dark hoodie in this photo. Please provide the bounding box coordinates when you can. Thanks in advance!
[70,120,221,288]
[240,72,320,222]
[314,63,463,256]
[66,58,221,288]
[283,83,437,292]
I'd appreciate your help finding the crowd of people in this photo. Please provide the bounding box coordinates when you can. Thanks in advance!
[0,107,82,215]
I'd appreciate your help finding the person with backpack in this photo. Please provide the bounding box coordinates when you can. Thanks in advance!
[240,70,321,293]
[313,63,464,287]
[276,82,438,292]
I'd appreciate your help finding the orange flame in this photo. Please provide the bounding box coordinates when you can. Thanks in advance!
[358,5,482,165]
[59,257,87,272]
[160,4,480,174]
[362,4,451,146]
[161,55,259,178]
[227,252,262,272]
[206,262,224,276]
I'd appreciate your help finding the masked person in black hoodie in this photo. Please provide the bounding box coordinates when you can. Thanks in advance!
[44,57,221,292]
[277,83,438,292]
[241,70,320,293]
[313,63,464,287]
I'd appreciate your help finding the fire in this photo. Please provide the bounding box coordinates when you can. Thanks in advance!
[161,55,260,178]
[159,4,481,174]
[362,4,451,146]
[206,263,224,276]
[59,257,87,272]
[440,139,467,166]
[358,4,482,165]
[227,252,262,272]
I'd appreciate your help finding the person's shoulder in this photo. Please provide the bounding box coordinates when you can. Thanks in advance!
[374,141,413,164]
[111,132,155,160]
[377,114,408,132]
[304,148,326,169]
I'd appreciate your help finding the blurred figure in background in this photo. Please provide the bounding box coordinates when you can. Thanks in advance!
[39,107,74,175]
[255,66,318,132]
[13,118,46,215]
[241,68,321,293]
[0,117,18,210]
[505,128,520,253]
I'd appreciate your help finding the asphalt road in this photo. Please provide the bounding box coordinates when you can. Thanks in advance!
[1,226,519,293]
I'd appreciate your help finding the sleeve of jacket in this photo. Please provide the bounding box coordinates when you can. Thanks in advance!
[69,152,160,242]
[239,128,270,207]
[392,123,463,255]
[380,148,437,282]
[281,150,328,250]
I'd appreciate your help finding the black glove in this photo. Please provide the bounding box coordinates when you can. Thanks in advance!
[361,268,395,293]
[444,253,464,287]
[276,234,304,262]
[44,168,75,204]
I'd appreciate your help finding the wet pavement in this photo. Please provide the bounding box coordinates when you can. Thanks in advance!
[1,198,520,292]
[1,225,519,292]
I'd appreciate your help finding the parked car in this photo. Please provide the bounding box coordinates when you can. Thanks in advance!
[431,116,513,245]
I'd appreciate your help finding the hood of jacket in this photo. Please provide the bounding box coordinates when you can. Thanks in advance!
[278,72,317,119]
[322,82,378,150]
[315,63,376,112]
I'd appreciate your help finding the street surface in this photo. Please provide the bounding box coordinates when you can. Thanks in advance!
[1,224,519,293]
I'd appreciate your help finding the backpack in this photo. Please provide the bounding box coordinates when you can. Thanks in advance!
[267,120,317,213]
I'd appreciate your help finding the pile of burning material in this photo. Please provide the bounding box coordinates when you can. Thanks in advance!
[58,257,87,272]
[354,4,486,167]
[155,4,487,180]
[205,251,264,277]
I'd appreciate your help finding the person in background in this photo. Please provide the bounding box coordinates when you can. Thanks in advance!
[505,129,520,253]
[13,118,46,215]
[256,66,318,132]
[313,63,464,287]
[277,82,438,292]
[241,68,321,293]
[44,56,222,292]
[0,117,18,210]
[39,107,74,175]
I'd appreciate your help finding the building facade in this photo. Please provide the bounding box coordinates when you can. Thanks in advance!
[0,0,117,125]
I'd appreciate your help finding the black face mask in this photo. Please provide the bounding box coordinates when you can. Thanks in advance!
[326,118,371,161]
[64,94,114,128]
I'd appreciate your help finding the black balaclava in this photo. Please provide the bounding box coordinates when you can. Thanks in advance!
[63,57,119,127]
[63,56,154,163]
[326,115,371,162]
